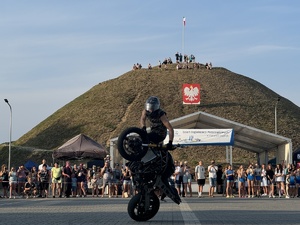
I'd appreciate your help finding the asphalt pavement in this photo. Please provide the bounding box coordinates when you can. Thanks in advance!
[0,194,299,225]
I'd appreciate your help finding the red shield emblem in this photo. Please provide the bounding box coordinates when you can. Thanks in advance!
[182,84,200,104]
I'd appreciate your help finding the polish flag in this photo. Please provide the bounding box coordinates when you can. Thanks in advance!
[183,17,186,26]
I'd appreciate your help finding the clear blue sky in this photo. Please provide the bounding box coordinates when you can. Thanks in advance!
[0,1,299,144]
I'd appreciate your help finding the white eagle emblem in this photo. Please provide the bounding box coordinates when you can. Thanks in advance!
[184,85,199,102]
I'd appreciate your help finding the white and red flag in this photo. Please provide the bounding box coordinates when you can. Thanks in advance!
[182,83,200,104]
[183,17,186,26]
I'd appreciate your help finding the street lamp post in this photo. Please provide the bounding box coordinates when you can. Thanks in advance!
[4,99,12,171]
[274,97,281,135]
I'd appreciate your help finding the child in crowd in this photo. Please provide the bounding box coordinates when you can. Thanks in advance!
[91,173,100,197]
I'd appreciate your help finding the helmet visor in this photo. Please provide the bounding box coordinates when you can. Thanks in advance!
[145,103,156,112]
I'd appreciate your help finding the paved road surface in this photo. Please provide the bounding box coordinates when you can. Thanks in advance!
[0,195,299,225]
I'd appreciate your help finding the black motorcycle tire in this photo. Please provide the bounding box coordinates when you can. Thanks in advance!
[117,127,149,161]
[127,193,160,221]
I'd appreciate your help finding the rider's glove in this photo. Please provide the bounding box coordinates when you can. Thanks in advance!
[142,126,146,132]
[166,140,173,150]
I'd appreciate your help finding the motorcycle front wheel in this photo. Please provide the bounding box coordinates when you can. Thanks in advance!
[127,193,160,221]
[117,127,149,161]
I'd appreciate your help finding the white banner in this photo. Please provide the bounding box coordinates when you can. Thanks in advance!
[165,129,234,146]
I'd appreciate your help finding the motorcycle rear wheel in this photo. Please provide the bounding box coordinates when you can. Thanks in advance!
[117,127,149,161]
[127,193,160,221]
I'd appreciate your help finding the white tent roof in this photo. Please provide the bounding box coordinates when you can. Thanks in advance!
[170,111,291,154]
[110,111,292,165]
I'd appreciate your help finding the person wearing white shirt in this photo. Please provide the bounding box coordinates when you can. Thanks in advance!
[195,160,205,198]
[174,161,183,196]
[207,160,218,197]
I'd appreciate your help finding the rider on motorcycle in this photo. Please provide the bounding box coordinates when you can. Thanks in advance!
[140,96,177,201]
[117,96,180,221]
[140,96,174,149]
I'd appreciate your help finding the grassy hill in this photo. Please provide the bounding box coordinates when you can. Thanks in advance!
[1,64,300,168]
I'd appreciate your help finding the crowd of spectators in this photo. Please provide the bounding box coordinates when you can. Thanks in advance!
[168,160,193,199]
[196,160,300,199]
[163,158,299,200]
[2,156,298,200]
[0,155,133,199]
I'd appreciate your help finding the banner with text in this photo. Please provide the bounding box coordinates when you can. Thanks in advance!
[165,129,234,146]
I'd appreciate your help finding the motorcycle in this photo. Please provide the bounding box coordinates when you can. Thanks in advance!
[117,127,181,221]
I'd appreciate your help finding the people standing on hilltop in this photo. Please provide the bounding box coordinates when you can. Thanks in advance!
[189,54,195,63]
[205,62,212,70]
[179,53,182,63]
[132,64,137,70]
[175,52,179,63]
[205,63,209,69]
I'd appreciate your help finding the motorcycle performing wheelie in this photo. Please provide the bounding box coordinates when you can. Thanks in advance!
[117,127,181,221]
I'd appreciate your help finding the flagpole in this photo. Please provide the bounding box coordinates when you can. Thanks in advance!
[182,17,185,62]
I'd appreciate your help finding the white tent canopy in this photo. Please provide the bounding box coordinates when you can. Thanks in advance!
[110,111,292,165]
